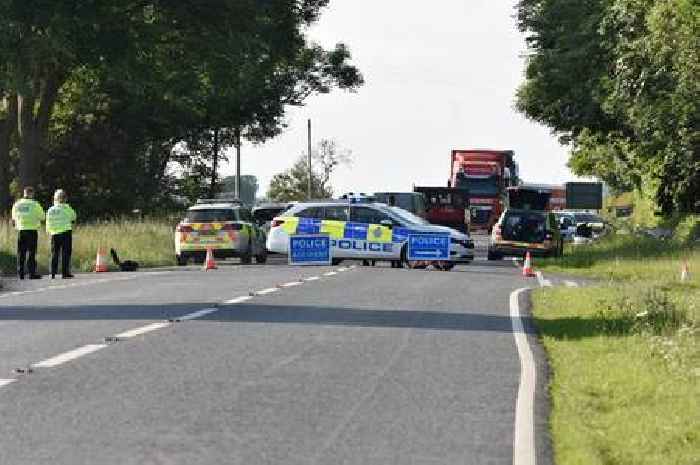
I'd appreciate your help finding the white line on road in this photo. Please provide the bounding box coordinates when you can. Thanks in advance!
[0,379,16,388]
[256,287,279,295]
[510,288,537,465]
[32,344,108,368]
[224,296,253,304]
[323,271,337,276]
[115,322,171,339]
[175,308,218,321]
[535,271,552,288]
[564,280,579,288]
[304,276,320,281]
[280,281,303,288]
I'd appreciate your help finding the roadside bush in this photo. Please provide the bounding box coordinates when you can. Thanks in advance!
[674,215,700,245]
[595,286,690,336]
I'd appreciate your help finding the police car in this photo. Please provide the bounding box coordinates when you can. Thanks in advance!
[266,201,475,266]
[175,199,267,265]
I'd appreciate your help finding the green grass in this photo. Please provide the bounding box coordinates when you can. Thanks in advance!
[0,219,177,274]
[537,234,699,283]
[532,234,699,464]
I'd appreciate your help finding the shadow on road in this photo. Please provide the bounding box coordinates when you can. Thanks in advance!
[0,302,533,334]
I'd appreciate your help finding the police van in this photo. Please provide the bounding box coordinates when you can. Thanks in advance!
[266,200,474,266]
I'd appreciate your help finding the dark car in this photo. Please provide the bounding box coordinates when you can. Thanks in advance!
[488,209,563,260]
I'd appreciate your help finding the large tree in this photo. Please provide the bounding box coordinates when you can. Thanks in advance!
[0,1,363,216]
[516,0,699,213]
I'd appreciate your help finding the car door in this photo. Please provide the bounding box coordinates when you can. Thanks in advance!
[348,206,399,260]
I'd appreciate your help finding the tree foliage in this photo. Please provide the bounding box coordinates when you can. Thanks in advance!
[267,138,351,202]
[0,1,363,216]
[516,0,699,214]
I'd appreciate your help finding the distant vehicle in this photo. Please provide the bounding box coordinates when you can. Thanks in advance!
[449,149,519,233]
[253,203,293,234]
[266,200,474,266]
[175,199,267,266]
[373,192,427,218]
[507,184,566,211]
[413,186,471,233]
[555,211,609,242]
[488,208,563,260]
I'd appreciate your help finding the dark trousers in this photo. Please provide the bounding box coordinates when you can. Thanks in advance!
[17,230,38,278]
[51,231,73,277]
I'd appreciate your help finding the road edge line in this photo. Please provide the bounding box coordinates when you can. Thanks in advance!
[510,287,537,465]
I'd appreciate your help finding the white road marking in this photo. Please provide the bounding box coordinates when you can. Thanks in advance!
[304,276,320,281]
[510,288,537,465]
[176,308,219,321]
[323,271,338,276]
[224,296,252,304]
[280,281,303,288]
[256,287,279,295]
[535,271,552,288]
[564,280,579,288]
[33,344,108,368]
[115,322,170,339]
[0,379,16,388]
[336,267,348,272]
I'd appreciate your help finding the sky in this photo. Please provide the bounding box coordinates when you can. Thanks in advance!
[220,0,575,197]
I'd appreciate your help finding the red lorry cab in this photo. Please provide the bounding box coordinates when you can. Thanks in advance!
[414,187,471,233]
[449,149,518,233]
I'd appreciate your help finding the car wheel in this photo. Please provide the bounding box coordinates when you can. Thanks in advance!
[487,249,501,261]
[331,258,343,266]
[176,255,188,266]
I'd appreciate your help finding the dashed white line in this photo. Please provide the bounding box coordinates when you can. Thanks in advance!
[224,296,253,304]
[535,271,552,288]
[280,281,303,288]
[0,379,17,388]
[256,287,279,295]
[323,271,338,276]
[564,280,579,288]
[510,288,537,465]
[114,322,171,339]
[304,276,321,282]
[32,344,108,368]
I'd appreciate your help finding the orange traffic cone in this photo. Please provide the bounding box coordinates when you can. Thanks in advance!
[203,247,217,271]
[681,259,690,282]
[94,247,109,272]
[522,251,536,277]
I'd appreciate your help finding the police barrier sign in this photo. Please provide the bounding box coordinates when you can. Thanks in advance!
[407,233,451,261]
[289,234,332,266]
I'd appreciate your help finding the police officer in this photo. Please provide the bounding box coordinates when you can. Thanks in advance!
[46,189,77,279]
[11,186,45,280]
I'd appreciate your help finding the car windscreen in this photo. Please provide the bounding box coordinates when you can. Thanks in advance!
[501,211,547,243]
[574,213,603,223]
[390,207,427,225]
[455,176,499,196]
[185,209,236,222]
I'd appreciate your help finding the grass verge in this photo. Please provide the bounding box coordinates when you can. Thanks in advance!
[0,219,176,274]
[533,234,699,464]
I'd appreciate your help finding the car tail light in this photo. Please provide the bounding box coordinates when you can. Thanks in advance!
[271,219,285,228]
[176,224,193,233]
[221,223,243,231]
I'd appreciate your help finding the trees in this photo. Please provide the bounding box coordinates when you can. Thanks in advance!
[516,0,698,214]
[267,139,351,202]
[0,1,363,216]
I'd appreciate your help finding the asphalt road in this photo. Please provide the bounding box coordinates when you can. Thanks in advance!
[0,257,548,465]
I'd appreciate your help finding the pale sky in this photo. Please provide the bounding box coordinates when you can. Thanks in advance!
[220,0,574,197]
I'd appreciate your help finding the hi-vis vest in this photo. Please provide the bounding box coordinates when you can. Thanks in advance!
[46,203,77,235]
[278,217,415,244]
[11,198,45,231]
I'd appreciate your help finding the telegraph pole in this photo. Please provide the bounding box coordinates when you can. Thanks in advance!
[307,118,312,200]
[235,127,241,200]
